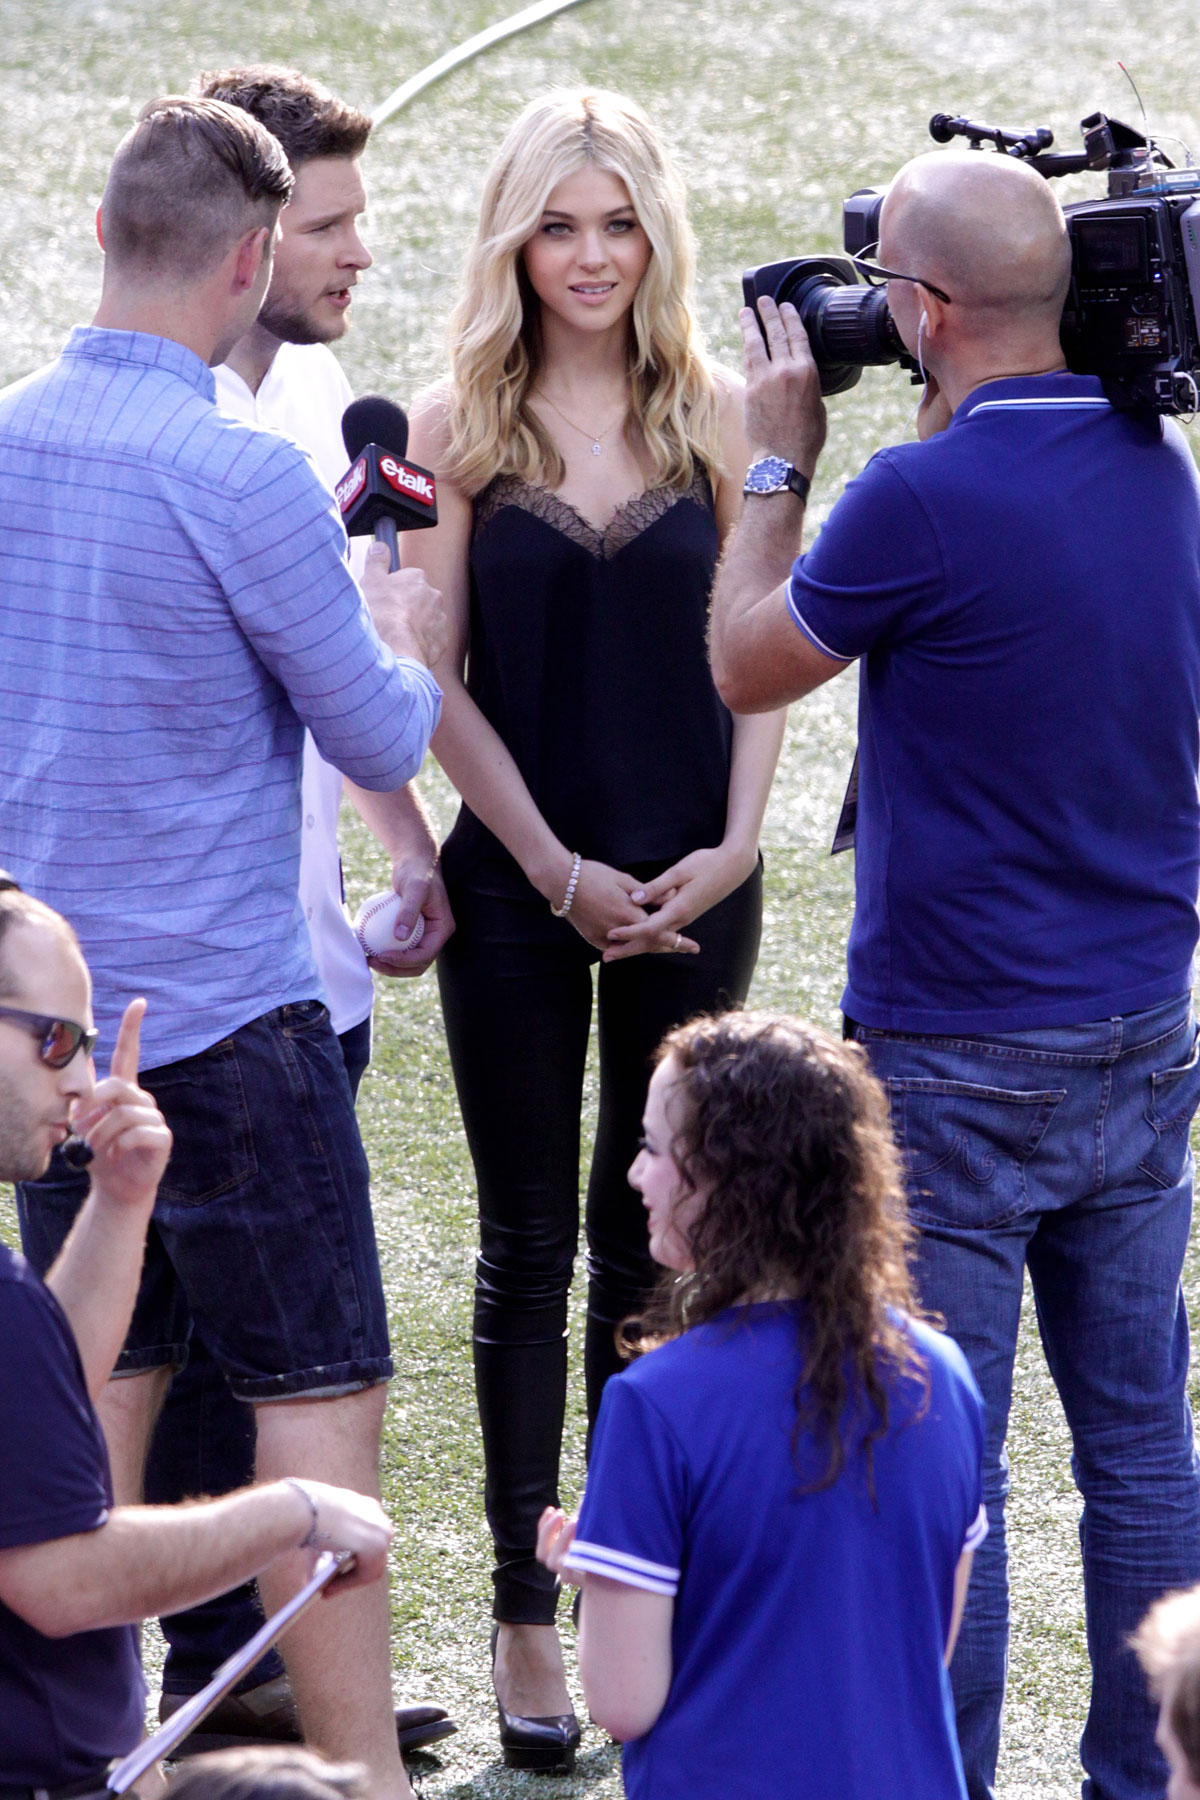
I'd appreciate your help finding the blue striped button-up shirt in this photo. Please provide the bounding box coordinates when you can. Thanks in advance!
[0,327,441,1068]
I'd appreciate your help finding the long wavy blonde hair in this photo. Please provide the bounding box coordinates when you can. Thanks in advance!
[443,88,722,497]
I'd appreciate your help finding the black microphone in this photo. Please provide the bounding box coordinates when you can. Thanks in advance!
[337,396,438,570]
[62,1134,94,1169]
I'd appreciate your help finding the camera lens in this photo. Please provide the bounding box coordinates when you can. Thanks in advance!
[806,286,905,366]
[743,256,911,397]
[768,267,906,395]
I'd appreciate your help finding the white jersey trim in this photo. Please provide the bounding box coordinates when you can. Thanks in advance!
[562,1539,680,1596]
[964,1503,989,1553]
[964,397,1113,417]
[785,577,856,664]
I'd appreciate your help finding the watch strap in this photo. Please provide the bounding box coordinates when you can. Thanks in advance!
[744,455,811,503]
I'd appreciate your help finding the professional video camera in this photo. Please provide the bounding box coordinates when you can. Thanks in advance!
[744,109,1200,414]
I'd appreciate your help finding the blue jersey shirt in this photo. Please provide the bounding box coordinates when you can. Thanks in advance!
[787,372,1200,1032]
[0,329,441,1068]
[0,1246,144,1784]
[566,1305,985,1800]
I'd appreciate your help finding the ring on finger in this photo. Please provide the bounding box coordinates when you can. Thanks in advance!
[673,932,682,952]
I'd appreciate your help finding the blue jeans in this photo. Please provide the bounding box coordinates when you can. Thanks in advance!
[851,994,1200,1800]
[19,1002,388,1395]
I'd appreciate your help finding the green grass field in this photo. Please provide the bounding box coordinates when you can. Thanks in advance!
[4,0,1200,1791]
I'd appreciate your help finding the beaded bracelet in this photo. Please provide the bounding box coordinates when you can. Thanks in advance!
[283,1476,321,1550]
[551,851,583,918]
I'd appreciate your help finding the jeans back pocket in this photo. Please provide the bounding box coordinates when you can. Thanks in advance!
[888,1077,1065,1230]
[1139,1025,1200,1190]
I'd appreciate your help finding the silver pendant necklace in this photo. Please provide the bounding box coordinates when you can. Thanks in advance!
[536,390,628,456]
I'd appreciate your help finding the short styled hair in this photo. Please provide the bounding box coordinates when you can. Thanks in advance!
[101,96,293,281]
[196,66,372,168]
[165,1748,368,1800]
[0,889,80,998]
[1134,1584,1200,1781]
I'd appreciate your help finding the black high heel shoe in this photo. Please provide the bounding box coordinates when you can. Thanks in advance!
[490,1624,582,1774]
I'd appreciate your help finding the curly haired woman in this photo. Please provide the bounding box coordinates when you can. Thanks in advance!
[539,1011,987,1800]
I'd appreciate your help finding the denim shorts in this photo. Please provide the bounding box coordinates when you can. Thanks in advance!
[17,999,392,1402]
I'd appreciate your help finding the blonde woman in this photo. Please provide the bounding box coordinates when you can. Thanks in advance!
[404,89,786,1769]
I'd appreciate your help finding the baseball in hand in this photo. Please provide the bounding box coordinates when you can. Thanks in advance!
[353,890,426,960]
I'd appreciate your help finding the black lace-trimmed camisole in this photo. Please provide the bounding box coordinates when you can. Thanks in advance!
[448,463,732,871]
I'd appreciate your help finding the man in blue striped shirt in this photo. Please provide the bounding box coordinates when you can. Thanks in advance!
[0,96,444,1800]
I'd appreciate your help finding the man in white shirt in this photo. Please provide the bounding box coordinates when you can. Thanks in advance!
[141,64,455,1757]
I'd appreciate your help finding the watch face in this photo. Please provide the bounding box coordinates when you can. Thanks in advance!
[745,456,789,493]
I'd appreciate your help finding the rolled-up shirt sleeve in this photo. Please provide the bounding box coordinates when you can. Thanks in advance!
[786,452,946,662]
[215,445,441,790]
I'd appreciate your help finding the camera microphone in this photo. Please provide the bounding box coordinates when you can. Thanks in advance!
[337,396,438,570]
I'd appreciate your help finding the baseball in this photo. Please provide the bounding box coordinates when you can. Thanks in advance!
[353,890,427,960]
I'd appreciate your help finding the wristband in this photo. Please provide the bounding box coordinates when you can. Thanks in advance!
[283,1476,321,1550]
[551,852,582,918]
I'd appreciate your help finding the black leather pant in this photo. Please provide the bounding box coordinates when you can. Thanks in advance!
[438,846,762,1622]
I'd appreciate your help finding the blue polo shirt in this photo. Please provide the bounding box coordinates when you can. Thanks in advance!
[787,372,1200,1032]
[0,1246,143,1784]
[565,1305,985,1800]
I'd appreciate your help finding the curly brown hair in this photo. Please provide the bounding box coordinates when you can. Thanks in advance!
[626,1010,927,1491]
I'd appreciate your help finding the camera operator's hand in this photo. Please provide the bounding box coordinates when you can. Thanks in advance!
[739,296,827,477]
[917,371,954,440]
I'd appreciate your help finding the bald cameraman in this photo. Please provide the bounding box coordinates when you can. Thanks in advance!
[710,151,1200,1800]
[0,881,393,1793]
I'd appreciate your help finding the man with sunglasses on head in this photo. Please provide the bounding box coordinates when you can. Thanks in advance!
[0,879,394,1796]
[709,149,1200,1800]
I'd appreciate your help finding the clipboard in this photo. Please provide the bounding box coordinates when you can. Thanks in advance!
[105,1551,349,1793]
[831,749,859,855]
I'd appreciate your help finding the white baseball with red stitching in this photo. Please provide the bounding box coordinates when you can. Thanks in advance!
[352,889,426,959]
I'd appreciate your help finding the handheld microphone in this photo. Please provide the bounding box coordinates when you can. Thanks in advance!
[337,396,438,570]
[62,1134,94,1169]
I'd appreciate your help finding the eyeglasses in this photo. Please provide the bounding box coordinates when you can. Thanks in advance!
[0,1005,98,1068]
[848,247,953,307]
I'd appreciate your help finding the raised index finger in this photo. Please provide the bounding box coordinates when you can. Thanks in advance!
[110,997,147,1084]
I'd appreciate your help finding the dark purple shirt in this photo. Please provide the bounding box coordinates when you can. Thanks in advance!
[0,1244,144,1784]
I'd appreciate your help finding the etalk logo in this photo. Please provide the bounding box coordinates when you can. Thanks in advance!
[380,456,436,507]
[336,458,367,513]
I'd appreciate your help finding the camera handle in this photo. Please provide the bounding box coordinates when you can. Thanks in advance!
[929,113,1054,158]
[929,111,1157,186]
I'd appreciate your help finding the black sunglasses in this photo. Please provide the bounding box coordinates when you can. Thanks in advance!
[849,247,953,307]
[0,1005,98,1069]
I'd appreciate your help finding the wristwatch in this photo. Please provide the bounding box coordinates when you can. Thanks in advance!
[743,455,811,503]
